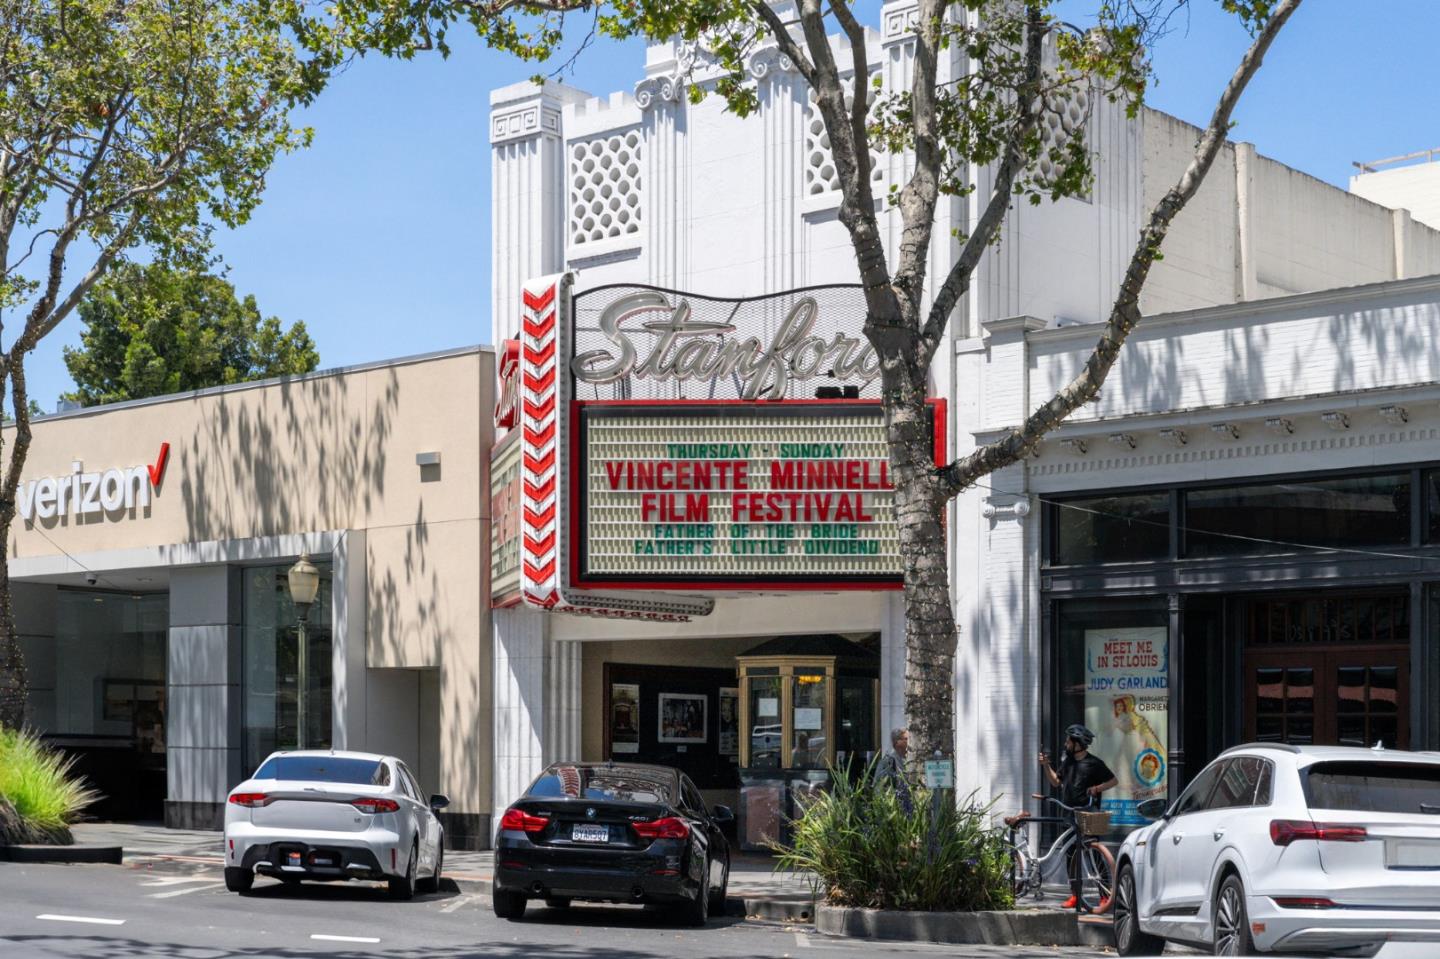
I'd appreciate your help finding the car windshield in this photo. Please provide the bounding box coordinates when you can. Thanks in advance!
[253,756,386,785]
[526,766,673,804]
[1304,761,1440,814]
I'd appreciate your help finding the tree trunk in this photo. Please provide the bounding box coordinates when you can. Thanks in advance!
[0,365,24,731]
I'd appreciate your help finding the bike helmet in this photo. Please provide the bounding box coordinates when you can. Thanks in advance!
[1065,723,1096,748]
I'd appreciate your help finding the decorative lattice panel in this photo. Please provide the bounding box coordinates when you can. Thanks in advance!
[804,80,884,197]
[569,130,643,246]
[1035,84,1091,189]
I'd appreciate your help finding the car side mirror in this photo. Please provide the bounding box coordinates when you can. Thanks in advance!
[711,804,735,822]
[429,794,451,811]
[1136,797,1168,821]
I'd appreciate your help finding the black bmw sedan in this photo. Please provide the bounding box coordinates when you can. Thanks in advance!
[492,762,732,925]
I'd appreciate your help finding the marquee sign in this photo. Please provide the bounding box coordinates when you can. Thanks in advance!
[573,402,943,588]
[495,275,932,614]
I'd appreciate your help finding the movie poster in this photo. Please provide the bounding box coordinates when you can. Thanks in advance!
[659,693,708,744]
[718,688,739,756]
[1084,627,1169,827]
[610,683,640,754]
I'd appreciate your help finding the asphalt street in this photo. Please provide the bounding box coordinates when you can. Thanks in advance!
[0,859,1117,959]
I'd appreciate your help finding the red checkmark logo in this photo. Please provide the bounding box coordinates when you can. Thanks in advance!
[147,442,170,489]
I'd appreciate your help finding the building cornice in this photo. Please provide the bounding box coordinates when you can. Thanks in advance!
[1027,274,1440,347]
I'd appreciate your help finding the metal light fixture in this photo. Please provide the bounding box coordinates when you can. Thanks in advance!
[287,552,321,750]
[1321,411,1350,431]
[1265,417,1293,435]
[1158,428,1187,448]
[1378,405,1409,426]
[1108,432,1136,449]
[287,553,320,623]
[1060,438,1088,456]
[1211,422,1240,440]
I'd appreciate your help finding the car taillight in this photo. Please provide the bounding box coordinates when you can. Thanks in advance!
[499,808,550,833]
[632,817,690,840]
[228,792,272,808]
[352,797,401,814]
[1273,897,1338,909]
[1269,820,1368,846]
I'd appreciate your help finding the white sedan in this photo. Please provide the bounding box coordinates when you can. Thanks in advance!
[224,750,447,899]
[1114,744,1440,956]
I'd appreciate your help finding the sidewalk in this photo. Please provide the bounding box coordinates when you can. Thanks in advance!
[71,821,818,906]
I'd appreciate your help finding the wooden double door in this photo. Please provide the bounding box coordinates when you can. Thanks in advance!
[1243,645,1409,749]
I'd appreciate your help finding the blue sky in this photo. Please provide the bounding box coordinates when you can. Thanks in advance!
[23,0,1440,409]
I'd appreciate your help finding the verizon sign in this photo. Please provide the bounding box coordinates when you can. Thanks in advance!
[18,442,170,522]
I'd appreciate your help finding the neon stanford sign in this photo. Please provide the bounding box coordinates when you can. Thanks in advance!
[18,442,170,522]
[571,290,880,400]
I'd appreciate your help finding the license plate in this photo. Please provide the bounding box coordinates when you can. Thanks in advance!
[572,824,609,843]
[312,855,335,866]
[1388,840,1440,869]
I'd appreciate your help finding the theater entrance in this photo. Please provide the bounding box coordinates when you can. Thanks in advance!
[1241,591,1409,749]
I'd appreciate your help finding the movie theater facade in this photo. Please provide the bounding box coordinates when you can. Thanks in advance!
[489,275,940,847]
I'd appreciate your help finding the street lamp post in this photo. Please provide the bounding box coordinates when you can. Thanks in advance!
[287,553,320,749]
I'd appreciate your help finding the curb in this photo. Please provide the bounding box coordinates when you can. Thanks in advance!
[0,844,124,865]
[815,903,1114,948]
[446,874,812,922]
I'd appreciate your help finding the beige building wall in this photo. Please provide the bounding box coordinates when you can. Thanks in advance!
[6,347,497,842]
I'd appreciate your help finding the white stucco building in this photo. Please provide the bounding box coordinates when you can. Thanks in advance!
[484,8,1440,841]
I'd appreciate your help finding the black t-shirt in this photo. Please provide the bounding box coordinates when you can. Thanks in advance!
[1059,752,1115,809]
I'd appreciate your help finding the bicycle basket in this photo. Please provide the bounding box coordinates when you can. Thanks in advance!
[1076,810,1111,836]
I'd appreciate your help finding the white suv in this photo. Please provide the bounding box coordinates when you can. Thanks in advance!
[1114,744,1440,956]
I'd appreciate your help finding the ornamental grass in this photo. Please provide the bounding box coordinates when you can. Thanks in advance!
[775,760,1015,913]
[0,727,98,845]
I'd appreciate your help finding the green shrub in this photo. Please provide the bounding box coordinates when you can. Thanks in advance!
[0,727,99,845]
[775,761,1015,913]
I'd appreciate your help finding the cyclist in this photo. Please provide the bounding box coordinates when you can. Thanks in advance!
[1038,723,1117,911]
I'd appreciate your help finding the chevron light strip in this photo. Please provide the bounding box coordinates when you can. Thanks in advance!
[519,276,565,609]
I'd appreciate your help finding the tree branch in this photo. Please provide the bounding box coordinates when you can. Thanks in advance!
[939,0,1303,496]
[891,0,947,304]
[919,3,1045,366]
[827,1,871,191]
[751,1,817,83]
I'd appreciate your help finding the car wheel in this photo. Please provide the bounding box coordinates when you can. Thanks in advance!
[544,897,572,909]
[1114,863,1165,956]
[678,856,711,927]
[224,867,253,894]
[417,841,443,895]
[388,842,417,901]
[492,889,527,920]
[1213,874,1255,956]
[707,853,729,916]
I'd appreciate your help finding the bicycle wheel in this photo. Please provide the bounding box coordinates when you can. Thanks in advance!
[1077,838,1115,914]
[1003,840,1032,900]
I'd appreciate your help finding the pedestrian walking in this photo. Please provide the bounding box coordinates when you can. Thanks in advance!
[874,727,915,814]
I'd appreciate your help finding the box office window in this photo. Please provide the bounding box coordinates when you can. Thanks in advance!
[1051,492,1170,566]
[1185,473,1411,557]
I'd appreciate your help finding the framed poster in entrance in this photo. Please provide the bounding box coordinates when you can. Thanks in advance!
[719,688,739,756]
[610,683,640,754]
[658,693,708,744]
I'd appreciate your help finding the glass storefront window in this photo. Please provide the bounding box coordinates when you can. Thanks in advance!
[1185,473,1411,557]
[242,563,333,773]
[791,671,828,769]
[1051,492,1169,566]
[746,675,782,769]
[1428,471,1440,543]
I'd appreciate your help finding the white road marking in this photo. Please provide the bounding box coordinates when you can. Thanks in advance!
[36,915,126,926]
[142,876,220,888]
[149,882,226,899]
[310,935,381,944]
[794,931,812,948]
[439,894,474,914]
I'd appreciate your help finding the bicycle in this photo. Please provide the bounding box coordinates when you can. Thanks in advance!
[1002,794,1115,914]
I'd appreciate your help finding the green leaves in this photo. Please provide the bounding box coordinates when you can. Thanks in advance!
[61,262,320,406]
[775,760,1015,913]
